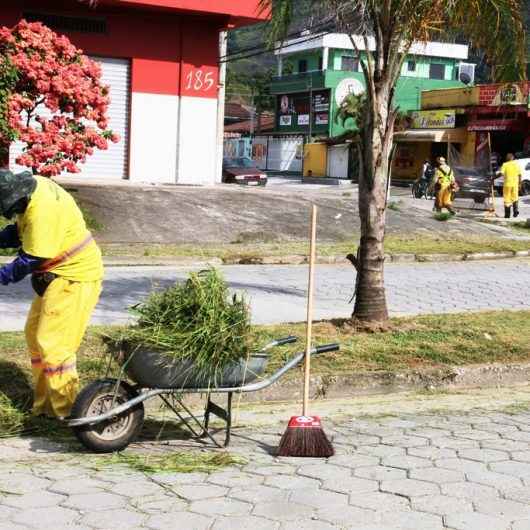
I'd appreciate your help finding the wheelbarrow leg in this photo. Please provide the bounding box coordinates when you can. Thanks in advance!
[202,392,233,447]
[225,392,232,447]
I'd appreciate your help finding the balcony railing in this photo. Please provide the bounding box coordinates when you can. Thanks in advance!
[272,70,324,83]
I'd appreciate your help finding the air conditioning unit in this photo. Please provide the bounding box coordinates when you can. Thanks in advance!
[458,63,476,85]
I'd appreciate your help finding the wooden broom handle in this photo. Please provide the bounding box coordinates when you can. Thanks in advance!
[303,204,317,416]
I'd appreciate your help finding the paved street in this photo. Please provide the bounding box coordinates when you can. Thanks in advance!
[2,386,530,530]
[0,259,529,331]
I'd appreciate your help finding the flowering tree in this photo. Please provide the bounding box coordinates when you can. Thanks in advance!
[0,20,119,175]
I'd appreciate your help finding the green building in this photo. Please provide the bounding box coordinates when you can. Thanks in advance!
[270,33,473,138]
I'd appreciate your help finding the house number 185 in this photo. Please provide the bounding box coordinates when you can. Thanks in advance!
[185,69,215,92]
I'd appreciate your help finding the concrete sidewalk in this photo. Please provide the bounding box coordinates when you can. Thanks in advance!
[2,385,530,530]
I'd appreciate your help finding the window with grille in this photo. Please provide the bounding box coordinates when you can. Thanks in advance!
[298,59,308,73]
[341,56,359,71]
[429,63,445,80]
[407,60,416,72]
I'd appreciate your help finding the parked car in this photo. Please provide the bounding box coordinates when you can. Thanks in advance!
[222,157,267,186]
[453,166,493,204]
[494,158,530,196]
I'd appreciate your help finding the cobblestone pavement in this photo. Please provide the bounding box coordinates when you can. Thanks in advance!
[2,387,530,530]
[1,259,529,330]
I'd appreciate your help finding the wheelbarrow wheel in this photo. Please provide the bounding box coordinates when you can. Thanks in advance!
[71,380,144,453]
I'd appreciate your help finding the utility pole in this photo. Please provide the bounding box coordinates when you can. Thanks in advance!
[215,30,228,184]
[308,75,313,142]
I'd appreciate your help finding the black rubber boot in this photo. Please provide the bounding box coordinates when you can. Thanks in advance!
[504,206,511,219]
[513,201,519,218]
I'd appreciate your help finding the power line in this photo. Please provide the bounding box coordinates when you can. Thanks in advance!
[221,28,335,64]
[221,2,355,64]
[223,17,337,61]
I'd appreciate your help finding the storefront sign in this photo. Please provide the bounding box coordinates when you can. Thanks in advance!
[313,91,330,112]
[335,78,365,106]
[297,114,309,125]
[491,83,525,106]
[409,110,456,129]
[276,90,330,130]
[467,119,520,132]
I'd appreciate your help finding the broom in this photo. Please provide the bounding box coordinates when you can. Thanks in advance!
[277,204,334,458]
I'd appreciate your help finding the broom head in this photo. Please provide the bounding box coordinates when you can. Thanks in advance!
[277,415,334,457]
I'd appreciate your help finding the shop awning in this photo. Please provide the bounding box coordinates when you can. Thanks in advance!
[394,128,467,143]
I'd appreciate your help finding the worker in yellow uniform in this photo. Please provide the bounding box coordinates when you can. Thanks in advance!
[500,153,522,218]
[0,170,103,419]
[434,157,457,215]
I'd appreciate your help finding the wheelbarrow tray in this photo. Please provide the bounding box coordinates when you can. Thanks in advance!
[120,345,268,389]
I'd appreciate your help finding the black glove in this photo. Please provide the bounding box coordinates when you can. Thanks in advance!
[0,224,21,249]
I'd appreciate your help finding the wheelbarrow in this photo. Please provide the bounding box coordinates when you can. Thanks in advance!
[68,336,339,453]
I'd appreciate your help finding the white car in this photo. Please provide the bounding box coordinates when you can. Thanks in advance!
[494,158,530,196]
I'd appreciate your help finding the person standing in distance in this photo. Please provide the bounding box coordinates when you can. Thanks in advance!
[500,153,522,218]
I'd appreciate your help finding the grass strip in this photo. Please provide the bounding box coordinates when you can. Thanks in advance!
[96,234,530,261]
[1,310,529,438]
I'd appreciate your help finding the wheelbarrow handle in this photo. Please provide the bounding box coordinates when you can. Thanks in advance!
[275,335,298,346]
[260,335,298,351]
[314,343,340,354]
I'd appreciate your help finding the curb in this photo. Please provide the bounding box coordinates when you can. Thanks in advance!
[180,361,530,405]
[225,249,530,266]
[0,249,528,268]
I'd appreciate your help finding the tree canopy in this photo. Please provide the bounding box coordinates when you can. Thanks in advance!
[0,20,118,175]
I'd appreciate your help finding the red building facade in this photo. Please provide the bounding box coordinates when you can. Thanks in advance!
[2,0,266,184]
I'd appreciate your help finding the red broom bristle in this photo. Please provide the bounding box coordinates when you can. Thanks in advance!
[277,416,334,457]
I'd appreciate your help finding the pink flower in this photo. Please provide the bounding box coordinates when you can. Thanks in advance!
[1,20,112,174]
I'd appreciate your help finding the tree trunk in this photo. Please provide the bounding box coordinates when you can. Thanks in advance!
[352,84,393,323]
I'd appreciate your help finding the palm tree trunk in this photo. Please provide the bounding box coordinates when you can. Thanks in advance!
[352,84,393,323]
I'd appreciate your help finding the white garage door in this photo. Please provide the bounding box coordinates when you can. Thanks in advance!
[10,56,130,179]
[327,144,349,179]
[266,137,303,172]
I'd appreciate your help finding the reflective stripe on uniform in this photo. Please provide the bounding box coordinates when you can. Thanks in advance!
[43,362,77,377]
[37,234,94,273]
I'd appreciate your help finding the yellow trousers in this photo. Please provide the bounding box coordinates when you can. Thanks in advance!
[503,185,519,207]
[25,277,102,418]
[436,184,453,209]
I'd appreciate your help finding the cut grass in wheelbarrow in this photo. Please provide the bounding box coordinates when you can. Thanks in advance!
[108,268,255,385]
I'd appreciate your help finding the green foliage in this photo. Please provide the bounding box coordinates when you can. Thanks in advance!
[0,55,19,156]
[434,212,452,221]
[0,392,26,437]
[114,269,253,379]
[335,92,365,130]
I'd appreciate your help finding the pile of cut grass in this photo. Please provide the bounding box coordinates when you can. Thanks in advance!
[0,392,27,438]
[110,268,254,381]
[97,451,245,474]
